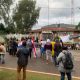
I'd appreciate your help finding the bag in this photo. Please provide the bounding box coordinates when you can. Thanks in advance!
[27,41,32,48]
[62,52,73,70]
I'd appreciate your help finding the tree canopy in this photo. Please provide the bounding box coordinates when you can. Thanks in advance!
[0,23,5,30]
[0,0,13,27]
[0,0,40,34]
[76,22,80,30]
[0,23,6,34]
[13,0,40,33]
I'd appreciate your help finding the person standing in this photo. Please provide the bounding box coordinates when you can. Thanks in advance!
[27,38,33,59]
[44,39,52,64]
[57,47,74,80]
[32,37,37,58]
[16,41,30,80]
[12,39,18,56]
[40,39,46,59]
[54,39,62,66]
[0,42,6,64]
[51,41,55,63]
[8,38,13,55]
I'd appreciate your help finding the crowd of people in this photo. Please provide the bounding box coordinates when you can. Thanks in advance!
[0,34,74,80]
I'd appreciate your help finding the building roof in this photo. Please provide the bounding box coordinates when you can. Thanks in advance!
[31,24,80,33]
[43,23,76,28]
[41,27,78,32]
[31,27,80,33]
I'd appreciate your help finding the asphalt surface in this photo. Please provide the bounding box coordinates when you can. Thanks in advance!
[0,50,80,77]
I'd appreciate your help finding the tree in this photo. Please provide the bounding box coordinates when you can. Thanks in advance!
[0,23,6,34]
[76,22,80,30]
[0,23,5,30]
[5,22,15,33]
[13,0,40,33]
[0,0,14,27]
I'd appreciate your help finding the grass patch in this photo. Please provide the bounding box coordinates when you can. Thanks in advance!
[0,69,79,80]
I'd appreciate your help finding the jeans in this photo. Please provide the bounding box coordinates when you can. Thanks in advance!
[60,72,72,80]
[0,54,5,64]
[53,52,59,66]
[46,50,52,62]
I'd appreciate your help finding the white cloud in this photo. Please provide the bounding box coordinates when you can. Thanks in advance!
[32,0,80,29]
[36,0,48,7]
[49,1,64,9]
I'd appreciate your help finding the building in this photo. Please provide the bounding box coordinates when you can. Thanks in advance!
[30,24,80,43]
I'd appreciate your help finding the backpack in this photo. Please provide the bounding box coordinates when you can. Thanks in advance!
[62,51,73,70]
[27,41,32,48]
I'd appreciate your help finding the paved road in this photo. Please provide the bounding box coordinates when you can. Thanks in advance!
[0,50,80,77]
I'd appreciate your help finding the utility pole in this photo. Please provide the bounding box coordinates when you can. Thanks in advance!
[71,0,74,25]
[48,0,49,26]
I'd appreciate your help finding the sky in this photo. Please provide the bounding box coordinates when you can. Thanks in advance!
[33,0,80,29]
[1,0,80,29]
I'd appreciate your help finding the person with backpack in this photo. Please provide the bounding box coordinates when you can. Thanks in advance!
[57,46,74,80]
[16,41,30,80]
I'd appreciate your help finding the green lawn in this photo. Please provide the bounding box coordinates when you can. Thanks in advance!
[0,69,79,80]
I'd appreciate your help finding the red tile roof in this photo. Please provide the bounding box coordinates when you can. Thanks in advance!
[41,27,77,31]
[30,27,80,33]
